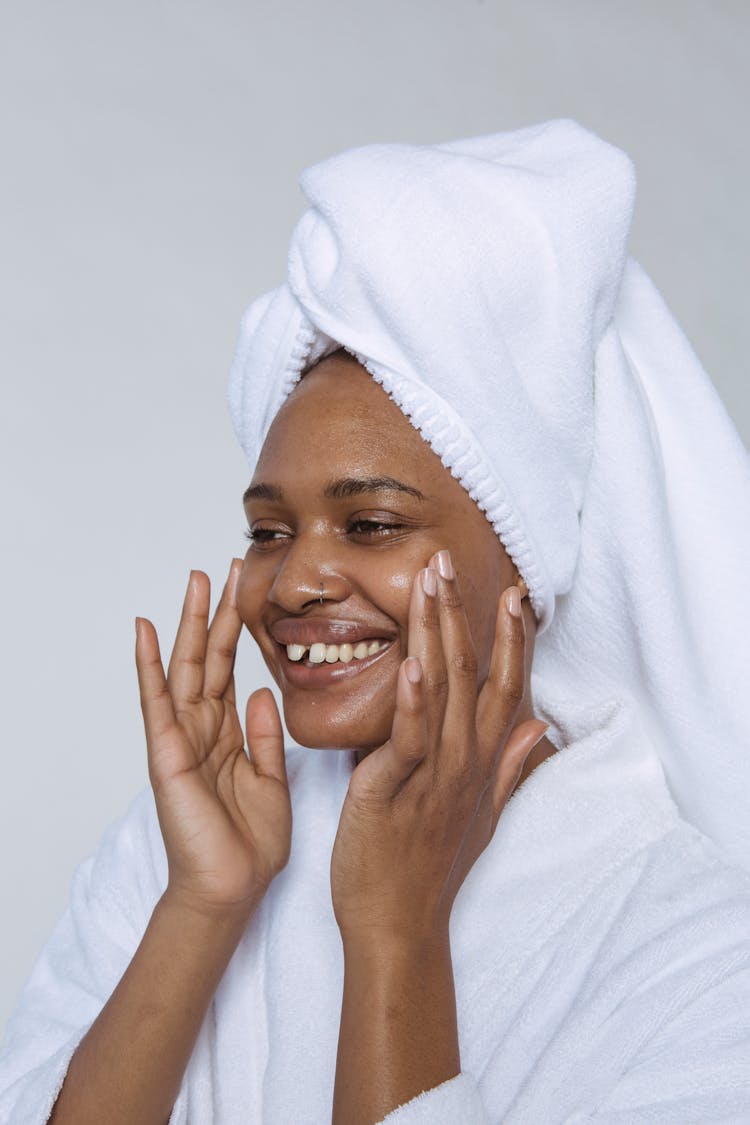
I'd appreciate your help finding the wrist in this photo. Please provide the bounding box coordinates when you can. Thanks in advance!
[340,923,452,969]
[335,921,459,1123]
[159,884,260,939]
[339,909,451,951]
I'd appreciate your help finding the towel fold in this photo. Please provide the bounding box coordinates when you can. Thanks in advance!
[228,119,750,873]
[2,697,749,1122]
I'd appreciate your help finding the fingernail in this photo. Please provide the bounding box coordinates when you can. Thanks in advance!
[435,550,454,580]
[506,586,521,617]
[421,567,437,596]
[404,656,422,684]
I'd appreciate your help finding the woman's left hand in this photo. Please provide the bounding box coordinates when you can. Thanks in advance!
[330,550,548,943]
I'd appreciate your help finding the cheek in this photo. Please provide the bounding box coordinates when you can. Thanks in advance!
[382,560,414,614]
[375,546,437,641]
[453,562,507,678]
[352,538,425,609]
[467,593,498,679]
[236,557,270,639]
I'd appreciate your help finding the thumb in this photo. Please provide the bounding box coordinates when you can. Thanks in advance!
[245,688,288,788]
[491,719,549,819]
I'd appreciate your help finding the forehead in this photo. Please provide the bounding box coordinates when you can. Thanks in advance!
[255,354,446,482]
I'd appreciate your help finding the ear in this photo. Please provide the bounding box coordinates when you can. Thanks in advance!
[516,574,529,599]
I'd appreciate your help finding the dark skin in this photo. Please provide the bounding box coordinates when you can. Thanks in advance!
[238,352,555,1122]
[238,352,552,771]
[49,350,554,1125]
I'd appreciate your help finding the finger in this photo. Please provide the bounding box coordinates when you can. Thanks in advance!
[245,688,288,787]
[204,559,243,700]
[430,549,479,738]
[491,719,549,822]
[166,571,210,705]
[407,564,448,745]
[476,586,526,759]
[135,617,177,743]
[355,657,427,798]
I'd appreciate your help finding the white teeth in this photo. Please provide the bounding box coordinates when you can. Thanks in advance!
[285,639,388,664]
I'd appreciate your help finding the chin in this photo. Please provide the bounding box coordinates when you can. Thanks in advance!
[282,697,394,753]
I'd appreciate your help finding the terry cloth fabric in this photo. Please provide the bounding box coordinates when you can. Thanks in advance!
[227,119,750,876]
[2,697,750,1123]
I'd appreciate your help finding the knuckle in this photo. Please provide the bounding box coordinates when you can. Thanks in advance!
[209,640,237,662]
[166,653,202,680]
[151,683,173,706]
[440,588,463,611]
[424,671,449,698]
[398,742,425,771]
[449,649,478,678]
[417,609,440,631]
[498,669,525,708]
[186,603,210,624]
[140,681,170,712]
[438,754,481,799]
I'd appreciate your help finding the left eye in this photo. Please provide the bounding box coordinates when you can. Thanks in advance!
[348,520,403,537]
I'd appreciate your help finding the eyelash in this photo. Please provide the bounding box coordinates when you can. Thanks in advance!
[244,519,404,545]
[244,528,284,544]
[348,519,403,537]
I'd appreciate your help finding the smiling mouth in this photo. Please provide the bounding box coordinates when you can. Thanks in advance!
[276,637,396,686]
[284,639,390,667]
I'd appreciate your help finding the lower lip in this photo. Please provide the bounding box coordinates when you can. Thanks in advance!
[279,642,396,688]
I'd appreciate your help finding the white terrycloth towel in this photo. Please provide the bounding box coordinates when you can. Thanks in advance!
[4,119,750,1124]
[2,696,750,1122]
[227,119,750,874]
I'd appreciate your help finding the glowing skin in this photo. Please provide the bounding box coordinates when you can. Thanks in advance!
[237,350,548,768]
[50,350,552,1124]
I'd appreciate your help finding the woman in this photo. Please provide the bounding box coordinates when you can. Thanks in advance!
[1,119,749,1124]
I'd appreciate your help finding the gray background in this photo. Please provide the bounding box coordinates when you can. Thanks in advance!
[1,0,748,1029]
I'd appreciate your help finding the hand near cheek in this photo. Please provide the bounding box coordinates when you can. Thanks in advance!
[329,551,549,941]
[135,563,292,921]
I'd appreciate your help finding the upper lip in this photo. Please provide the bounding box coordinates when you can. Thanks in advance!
[270,618,397,647]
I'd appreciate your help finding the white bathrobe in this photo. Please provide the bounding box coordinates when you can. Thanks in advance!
[2,693,749,1123]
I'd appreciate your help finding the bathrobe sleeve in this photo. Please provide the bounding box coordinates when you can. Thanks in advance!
[0,790,165,1125]
[378,1073,489,1124]
[375,968,750,1125]
[377,960,750,1124]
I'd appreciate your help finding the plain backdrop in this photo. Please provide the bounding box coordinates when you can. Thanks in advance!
[1,0,748,1030]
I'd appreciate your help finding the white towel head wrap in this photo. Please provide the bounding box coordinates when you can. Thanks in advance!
[228,119,750,873]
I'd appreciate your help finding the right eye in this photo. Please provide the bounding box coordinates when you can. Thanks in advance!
[244,526,291,546]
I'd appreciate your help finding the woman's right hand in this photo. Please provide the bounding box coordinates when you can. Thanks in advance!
[135,560,291,921]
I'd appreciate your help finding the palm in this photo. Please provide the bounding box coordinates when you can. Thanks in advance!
[136,566,291,916]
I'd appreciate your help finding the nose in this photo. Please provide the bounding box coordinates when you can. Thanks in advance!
[266,531,352,612]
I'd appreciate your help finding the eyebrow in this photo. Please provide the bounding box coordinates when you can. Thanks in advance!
[242,475,427,504]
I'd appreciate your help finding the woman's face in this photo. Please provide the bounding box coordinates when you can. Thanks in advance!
[236,352,533,754]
